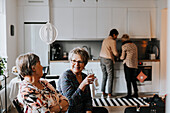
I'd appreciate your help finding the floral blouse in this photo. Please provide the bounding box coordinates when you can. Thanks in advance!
[17,79,68,113]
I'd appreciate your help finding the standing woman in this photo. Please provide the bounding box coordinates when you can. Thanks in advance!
[58,47,108,113]
[16,53,69,113]
[120,34,138,98]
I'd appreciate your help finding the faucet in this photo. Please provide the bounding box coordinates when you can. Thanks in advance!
[82,46,92,59]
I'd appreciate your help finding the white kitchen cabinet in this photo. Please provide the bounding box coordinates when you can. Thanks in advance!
[24,0,49,22]
[112,62,127,93]
[113,69,127,93]
[52,8,73,40]
[50,1,157,40]
[97,8,112,39]
[128,8,156,38]
[50,61,160,95]
[24,6,49,22]
[86,61,127,94]
[85,62,103,94]
[74,8,97,39]
[50,62,70,76]
[112,8,127,38]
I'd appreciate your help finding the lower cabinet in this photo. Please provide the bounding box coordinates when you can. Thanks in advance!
[50,61,160,95]
[85,62,127,94]
[50,62,70,76]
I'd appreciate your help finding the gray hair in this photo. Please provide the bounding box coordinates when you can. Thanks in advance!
[16,53,39,77]
[121,34,130,41]
[69,47,89,66]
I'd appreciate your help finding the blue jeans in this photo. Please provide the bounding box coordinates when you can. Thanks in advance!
[100,57,114,94]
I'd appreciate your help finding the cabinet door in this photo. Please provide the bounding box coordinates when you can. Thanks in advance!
[113,69,127,93]
[112,8,127,38]
[52,8,73,40]
[50,62,70,76]
[24,24,48,66]
[128,8,151,38]
[74,8,96,39]
[97,8,112,39]
[85,62,103,94]
[24,6,49,22]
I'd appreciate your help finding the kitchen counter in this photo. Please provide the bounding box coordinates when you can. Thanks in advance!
[139,59,160,62]
[50,59,160,63]
[50,59,101,63]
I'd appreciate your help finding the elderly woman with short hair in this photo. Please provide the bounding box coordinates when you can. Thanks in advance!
[58,47,108,113]
[16,53,69,113]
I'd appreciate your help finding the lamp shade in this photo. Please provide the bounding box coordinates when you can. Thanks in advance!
[39,22,58,44]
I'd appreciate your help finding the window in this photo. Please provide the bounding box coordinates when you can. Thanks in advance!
[0,0,7,58]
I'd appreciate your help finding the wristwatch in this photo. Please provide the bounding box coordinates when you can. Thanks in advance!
[58,104,62,113]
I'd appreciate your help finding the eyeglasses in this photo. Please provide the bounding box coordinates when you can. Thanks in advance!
[71,60,84,64]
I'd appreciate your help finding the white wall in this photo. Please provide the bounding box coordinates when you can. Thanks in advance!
[157,0,168,40]
[157,0,167,95]
[6,0,18,82]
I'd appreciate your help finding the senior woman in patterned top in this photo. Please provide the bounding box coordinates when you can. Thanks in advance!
[16,53,69,113]
[58,47,108,113]
[120,34,138,99]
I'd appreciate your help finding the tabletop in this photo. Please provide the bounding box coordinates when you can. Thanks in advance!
[124,106,165,113]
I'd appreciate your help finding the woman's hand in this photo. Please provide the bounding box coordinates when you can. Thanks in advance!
[79,74,95,91]
[50,99,69,113]
[86,111,92,113]
[60,99,69,113]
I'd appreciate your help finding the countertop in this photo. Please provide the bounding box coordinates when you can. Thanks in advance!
[50,59,160,63]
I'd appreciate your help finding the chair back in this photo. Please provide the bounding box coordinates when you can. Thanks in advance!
[42,66,49,78]
[12,98,24,113]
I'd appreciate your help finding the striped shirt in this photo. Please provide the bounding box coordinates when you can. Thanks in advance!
[58,70,93,113]
[120,41,138,68]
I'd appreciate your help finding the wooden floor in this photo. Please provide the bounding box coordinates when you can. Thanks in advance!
[8,105,127,113]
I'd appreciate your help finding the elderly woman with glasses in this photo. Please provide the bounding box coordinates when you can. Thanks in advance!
[16,53,69,113]
[58,47,108,113]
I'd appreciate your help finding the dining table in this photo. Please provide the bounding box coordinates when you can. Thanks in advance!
[124,106,165,113]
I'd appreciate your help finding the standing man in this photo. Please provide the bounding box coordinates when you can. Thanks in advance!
[120,34,138,98]
[100,29,119,98]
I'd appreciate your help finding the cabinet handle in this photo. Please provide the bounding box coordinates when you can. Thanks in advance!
[114,77,119,79]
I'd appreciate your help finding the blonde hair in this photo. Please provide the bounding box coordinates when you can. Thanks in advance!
[121,34,130,41]
[69,47,89,66]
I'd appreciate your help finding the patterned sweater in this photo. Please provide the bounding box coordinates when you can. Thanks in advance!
[120,41,138,69]
[17,79,68,113]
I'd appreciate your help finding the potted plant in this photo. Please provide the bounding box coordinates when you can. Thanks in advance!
[0,57,7,75]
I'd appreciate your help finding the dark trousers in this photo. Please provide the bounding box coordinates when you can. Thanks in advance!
[92,107,108,113]
[124,64,138,96]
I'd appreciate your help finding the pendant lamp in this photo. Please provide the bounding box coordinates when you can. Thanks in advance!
[39,22,58,45]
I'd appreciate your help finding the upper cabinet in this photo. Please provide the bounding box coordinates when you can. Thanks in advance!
[51,0,157,40]
[52,8,73,40]
[128,8,156,38]
[97,8,112,39]
[112,8,127,38]
[74,8,97,39]
[24,0,49,22]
